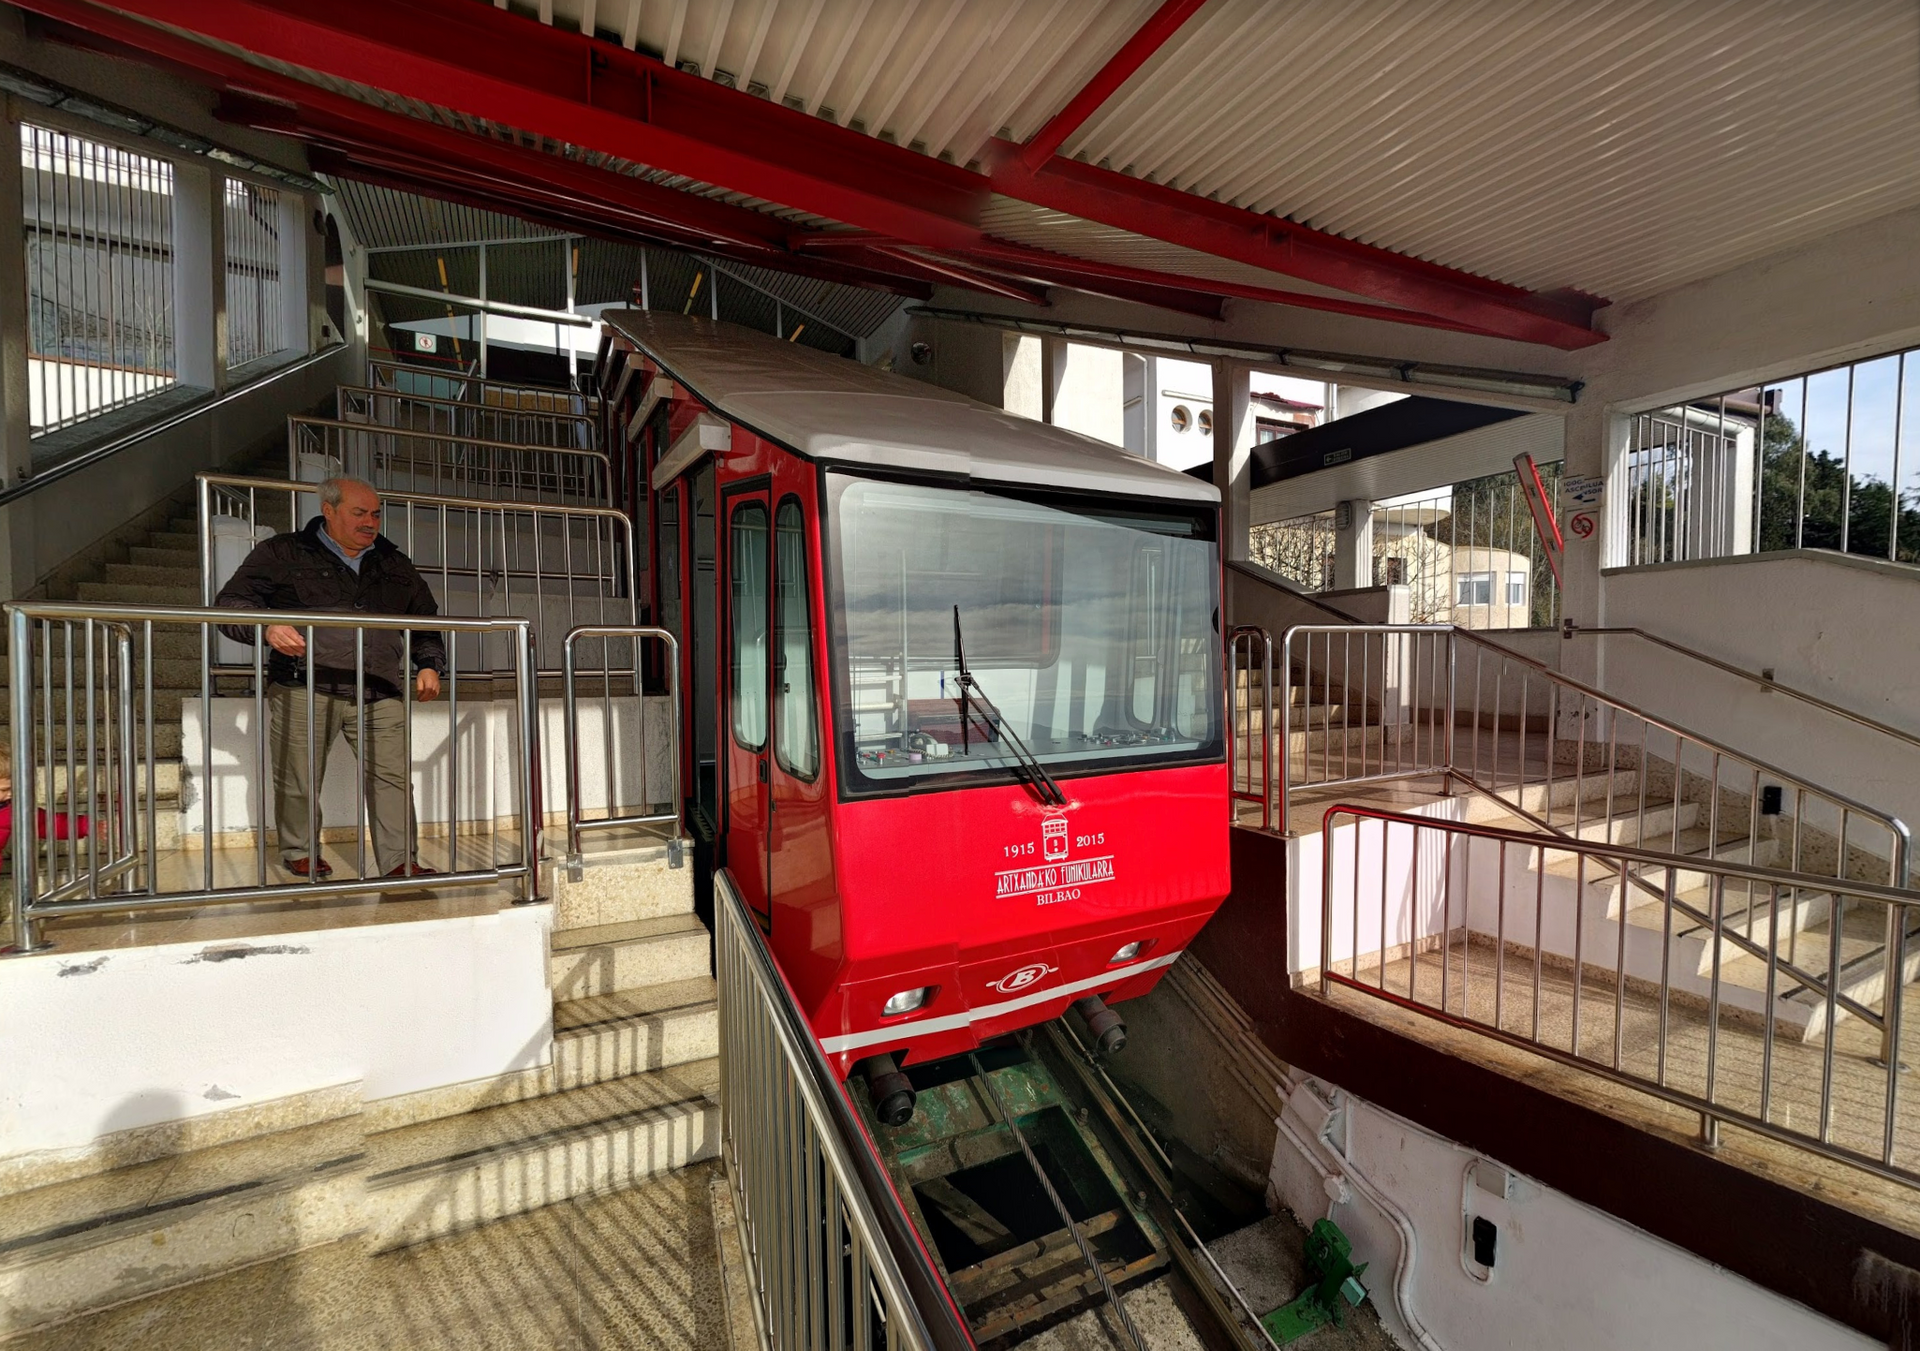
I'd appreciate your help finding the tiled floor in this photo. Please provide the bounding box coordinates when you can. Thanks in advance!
[12,1162,732,1351]
[5,824,678,955]
[1340,937,1920,1182]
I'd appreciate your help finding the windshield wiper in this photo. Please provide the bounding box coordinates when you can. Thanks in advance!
[951,605,1066,806]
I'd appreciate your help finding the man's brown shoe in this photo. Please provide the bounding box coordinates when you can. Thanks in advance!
[385,862,439,878]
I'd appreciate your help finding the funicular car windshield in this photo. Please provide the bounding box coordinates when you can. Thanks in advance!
[825,470,1221,795]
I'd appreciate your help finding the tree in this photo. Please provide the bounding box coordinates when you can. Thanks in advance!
[1756,413,1920,562]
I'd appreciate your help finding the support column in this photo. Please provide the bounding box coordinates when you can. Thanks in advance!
[1002,332,1042,420]
[1333,498,1374,591]
[173,163,225,394]
[1040,336,1065,425]
[0,106,34,598]
[1211,359,1252,563]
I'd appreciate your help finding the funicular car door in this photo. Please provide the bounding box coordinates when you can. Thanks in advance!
[765,463,832,952]
[722,478,774,923]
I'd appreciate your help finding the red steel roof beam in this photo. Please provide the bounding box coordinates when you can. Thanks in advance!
[957,241,1511,339]
[26,0,1605,349]
[1017,0,1212,172]
[20,0,990,247]
[864,248,1051,308]
[990,151,1605,349]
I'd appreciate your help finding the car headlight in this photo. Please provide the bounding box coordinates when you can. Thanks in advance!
[1109,941,1145,964]
[882,986,933,1017]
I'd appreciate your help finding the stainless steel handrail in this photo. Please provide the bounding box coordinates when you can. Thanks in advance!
[0,345,344,510]
[367,359,601,418]
[289,416,613,506]
[714,869,976,1351]
[338,385,596,450]
[1448,625,1912,886]
[1227,626,1273,832]
[1274,622,1912,884]
[196,473,637,674]
[562,625,681,862]
[1564,622,1920,754]
[1320,803,1918,1189]
[5,602,543,953]
[1265,619,1915,1063]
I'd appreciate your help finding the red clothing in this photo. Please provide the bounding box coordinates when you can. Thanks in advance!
[0,802,90,855]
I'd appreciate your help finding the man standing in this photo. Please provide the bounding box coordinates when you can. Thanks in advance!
[217,476,447,879]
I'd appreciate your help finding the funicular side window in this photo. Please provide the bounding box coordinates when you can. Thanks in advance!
[730,502,769,750]
[773,497,819,779]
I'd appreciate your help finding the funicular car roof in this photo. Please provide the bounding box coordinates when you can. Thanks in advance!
[604,310,1219,506]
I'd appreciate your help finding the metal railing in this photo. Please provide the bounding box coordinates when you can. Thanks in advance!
[562,625,681,862]
[223,180,286,370]
[5,603,542,952]
[367,358,600,419]
[1564,623,1920,754]
[1320,804,1919,1189]
[289,416,612,506]
[197,473,636,674]
[715,868,976,1351]
[1250,462,1564,631]
[339,385,596,452]
[1268,623,1910,891]
[22,122,177,436]
[1227,626,1273,831]
[1614,346,1920,567]
[1251,620,1915,1061]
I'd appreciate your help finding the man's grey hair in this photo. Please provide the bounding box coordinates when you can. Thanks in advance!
[318,476,378,509]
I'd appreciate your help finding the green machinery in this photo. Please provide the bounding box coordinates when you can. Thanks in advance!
[1260,1218,1369,1344]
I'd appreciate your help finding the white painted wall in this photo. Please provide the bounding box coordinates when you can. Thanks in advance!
[1268,1076,1877,1351]
[1048,341,1124,447]
[179,694,676,835]
[0,904,552,1157]
[1599,551,1920,863]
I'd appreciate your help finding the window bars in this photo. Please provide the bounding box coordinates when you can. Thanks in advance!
[1619,346,1920,568]
[21,123,176,436]
[1251,464,1564,631]
[223,179,285,369]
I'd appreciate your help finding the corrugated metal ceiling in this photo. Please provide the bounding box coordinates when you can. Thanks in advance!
[346,182,904,337]
[515,0,1920,303]
[331,179,553,250]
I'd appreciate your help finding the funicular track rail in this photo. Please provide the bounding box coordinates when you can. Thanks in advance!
[854,1020,1282,1351]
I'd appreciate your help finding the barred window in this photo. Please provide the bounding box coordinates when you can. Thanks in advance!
[21,123,176,436]
[224,180,286,368]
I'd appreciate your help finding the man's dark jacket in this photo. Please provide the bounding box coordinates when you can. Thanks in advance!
[215,517,448,701]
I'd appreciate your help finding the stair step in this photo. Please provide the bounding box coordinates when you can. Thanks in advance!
[549,913,711,999]
[74,581,199,606]
[128,545,201,568]
[102,562,202,589]
[0,725,183,758]
[0,1113,363,1336]
[553,976,719,1088]
[547,842,693,929]
[144,531,201,552]
[364,1057,719,1249]
[1556,800,1701,846]
[7,688,191,722]
[1779,934,1920,1039]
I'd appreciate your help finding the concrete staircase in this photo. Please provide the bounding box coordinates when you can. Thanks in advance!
[0,842,719,1338]
[1467,767,1903,1041]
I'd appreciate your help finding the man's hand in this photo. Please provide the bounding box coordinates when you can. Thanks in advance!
[416,668,441,702]
[265,625,306,656]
